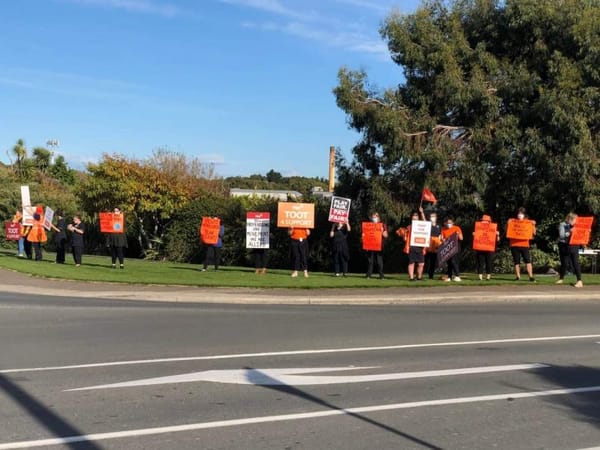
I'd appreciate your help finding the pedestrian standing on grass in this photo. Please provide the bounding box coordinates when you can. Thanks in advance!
[289,227,310,278]
[556,212,583,288]
[330,221,350,277]
[364,212,388,279]
[441,216,463,282]
[50,210,67,264]
[202,220,224,271]
[507,207,536,282]
[27,211,47,261]
[106,207,127,269]
[68,215,85,266]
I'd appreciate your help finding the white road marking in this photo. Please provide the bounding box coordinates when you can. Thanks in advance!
[2,334,598,374]
[2,385,600,449]
[67,363,548,391]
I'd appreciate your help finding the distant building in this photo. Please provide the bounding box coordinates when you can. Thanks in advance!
[310,186,333,201]
[229,188,303,201]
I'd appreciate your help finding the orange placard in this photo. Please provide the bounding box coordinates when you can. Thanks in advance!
[362,222,383,251]
[473,221,498,252]
[570,216,594,246]
[99,212,125,233]
[277,202,315,229]
[506,219,534,240]
[200,217,221,245]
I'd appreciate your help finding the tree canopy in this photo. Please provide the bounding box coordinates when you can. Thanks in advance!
[334,0,600,246]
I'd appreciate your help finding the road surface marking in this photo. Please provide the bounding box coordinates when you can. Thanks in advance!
[1,385,600,449]
[2,334,599,374]
[67,363,547,390]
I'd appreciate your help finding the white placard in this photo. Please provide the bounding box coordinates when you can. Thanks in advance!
[20,185,34,225]
[43,206,54,231]
[246,212,270,249]
[409,220,432,248]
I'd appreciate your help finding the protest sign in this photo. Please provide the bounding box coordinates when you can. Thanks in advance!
[43,206,54,231]
[200,217,221,245]
[99,212,125,233]
[506,219,534,240]
[328,196,351,223]
[5,222,21,241]
[472,221,498,252]
[277,202,315,228]
[437,232,459,265]
[21,185,33,226]
[362,222,383,251]
[246,212,270,249]
[409,220,432,248]
[570,216,594,246]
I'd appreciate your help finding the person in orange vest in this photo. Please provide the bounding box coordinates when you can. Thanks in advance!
[289,227,310,277]
[507,207,536,282]
[365,212,388,279]
[473,214,500,280]
[441,216,463,282]
[397,211,426,281]
[27,211,48,261]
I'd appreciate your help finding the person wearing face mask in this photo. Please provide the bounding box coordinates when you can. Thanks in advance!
[421,207,441,279]
[507,207,536,282]
[397,210,426,281]
[441,216,463,281]
[556,213,583,287]
[330,221,351,277]
[364,212,388,279]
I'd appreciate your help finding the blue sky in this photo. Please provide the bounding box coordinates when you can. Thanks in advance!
[0,0,419,178]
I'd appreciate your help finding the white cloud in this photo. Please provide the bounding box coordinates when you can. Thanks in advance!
[60,0,183,18]
[217,0,318,21]
[333,0,391,13]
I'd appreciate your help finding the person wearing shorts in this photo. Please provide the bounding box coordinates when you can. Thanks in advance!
[507,207,536,282]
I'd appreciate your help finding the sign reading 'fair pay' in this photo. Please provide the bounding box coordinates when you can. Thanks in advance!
[328,196,351,223]
[277,203,315,229]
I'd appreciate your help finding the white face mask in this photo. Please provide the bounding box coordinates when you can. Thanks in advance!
[446,223,453,228]
[371,217,379,223]
[517,214,525,220]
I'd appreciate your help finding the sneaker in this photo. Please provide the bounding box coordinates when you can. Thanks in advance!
[478,274,483,281]
[111,264,116,269]
[574,280,583,288]
[452,276,461,282]
[486,274,491,280]
[335,273,341,277]
[304,270,309,278]
[291,271,298,278]
[444,277,452,282]
[555,279,564,284]
[379,275,385,280]
[120,264,124,269]
[201,268,207,272]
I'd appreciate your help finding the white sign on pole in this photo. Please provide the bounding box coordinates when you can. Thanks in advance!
[409,220,432,248]
[20,185,33,225]
[43,206,55,231]
[246,212,270,249]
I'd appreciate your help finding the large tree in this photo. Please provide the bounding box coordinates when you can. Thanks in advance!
[334,0,600,245]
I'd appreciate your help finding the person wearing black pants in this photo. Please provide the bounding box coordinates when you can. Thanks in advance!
[289,227,310,277]
[556,213,583,287]
[330,222,350,276]
[253,249,268,274]
[107,233,127,268]
[51,211,67,264]
[202,224,225,271]
[68,215,85,266]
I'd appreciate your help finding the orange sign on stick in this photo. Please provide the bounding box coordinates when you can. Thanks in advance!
[277,202,315,228]
[200,217,221,245]
[570,216,594,246]
[473,221,498,252]
[100,212,125,233]
[362,222,383,251]
[506,219,534,240]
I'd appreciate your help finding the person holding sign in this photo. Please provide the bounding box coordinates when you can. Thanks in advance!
[506,207,536,282]
[68,215,85,266]
[397,211,427,281]
[556,213,583,287]
[201,217,224,271]
[423,209,442,280]
[105,208,128,269]
[27,210,48,261]
[441,216,463,281]
[330,222,351,277]
[289,227,310,277]
[472,214,500,280]
[363,212,388,279]
[11,210,25,257]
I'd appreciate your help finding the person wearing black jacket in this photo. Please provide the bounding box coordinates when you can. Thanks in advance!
[50,210,67,264]
[68,215,85,266]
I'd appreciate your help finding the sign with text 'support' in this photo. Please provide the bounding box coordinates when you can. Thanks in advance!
[409,220,432,248]
[328,196,351,223]
[277,202,315,229]
[437,232,459,265]
[246,212,270,249]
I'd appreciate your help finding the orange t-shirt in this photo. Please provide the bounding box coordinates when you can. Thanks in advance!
[290,228,309,240]
[442,225,463,240]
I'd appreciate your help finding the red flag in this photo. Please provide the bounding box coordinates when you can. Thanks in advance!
[421,188,437,204]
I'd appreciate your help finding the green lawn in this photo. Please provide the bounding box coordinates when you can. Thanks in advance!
[0,249,596,289]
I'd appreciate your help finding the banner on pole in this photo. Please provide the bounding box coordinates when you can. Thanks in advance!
[437,232,459,265]
[21,185,33,226]
[99,212,125,233]
[328,196,351,223]
[362,222,383,251]
[246,212,270,249]
[473,221,498,252]
[200,217,221,245]
[409,220,432,248]
[277,202,315,228]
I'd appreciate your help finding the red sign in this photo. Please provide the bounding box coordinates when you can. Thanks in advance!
[473,221,498,252]
[362,222,383,251]
[5,222,21,241]
[570,216,594,246]
[100,212,125,233]
[200,217,221,245]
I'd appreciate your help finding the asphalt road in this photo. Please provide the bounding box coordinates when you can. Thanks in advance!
[1,292,599,449]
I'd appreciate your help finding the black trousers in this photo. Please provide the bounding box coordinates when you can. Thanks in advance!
[425,252,437,279]
[253,249,268,269]
[447,254,460,278]
[204,246,221,269]
[72,245,83,265]
[332,247,349,274]
[111,246,125,265]
[290,239,308,271]
[559,244,581,280]
[366,251,384,277]
[24,239,32,259]
[476,251,494,274]
[32,242,43,261]
[56,238,66,263]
